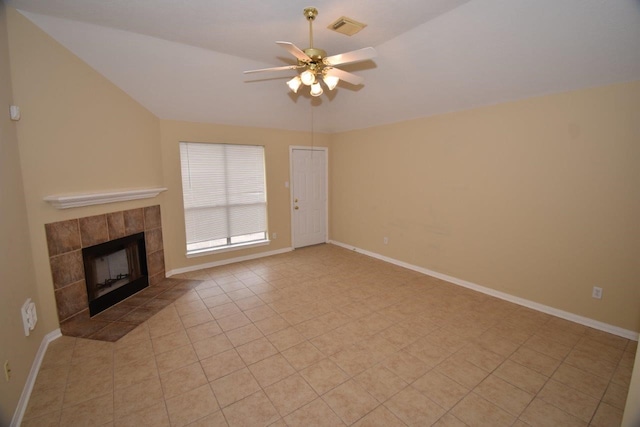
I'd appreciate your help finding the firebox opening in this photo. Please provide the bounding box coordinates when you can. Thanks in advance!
[83,232,148,316]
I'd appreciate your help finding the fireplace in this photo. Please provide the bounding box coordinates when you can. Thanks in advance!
[45,205,166,338]
[83,232,149,316]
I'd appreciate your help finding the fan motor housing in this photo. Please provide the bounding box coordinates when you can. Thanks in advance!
[303,47,326,62]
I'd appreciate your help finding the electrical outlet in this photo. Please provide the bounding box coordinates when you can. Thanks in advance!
[272,232,277,240]
[592,286,603,299]
[383,237,388,245]
[4,361,10,382]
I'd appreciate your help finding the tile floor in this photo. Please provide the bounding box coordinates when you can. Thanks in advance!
[22,244,635,426]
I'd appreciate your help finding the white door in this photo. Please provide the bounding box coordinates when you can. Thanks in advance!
[291,147,327,248]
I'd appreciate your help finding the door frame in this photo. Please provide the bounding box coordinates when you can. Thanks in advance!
[289,145,329,249]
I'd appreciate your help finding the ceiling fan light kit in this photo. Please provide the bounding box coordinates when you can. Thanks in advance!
[244,7,376,98]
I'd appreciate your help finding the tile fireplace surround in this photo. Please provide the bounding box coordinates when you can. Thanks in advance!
[45,205,200,341]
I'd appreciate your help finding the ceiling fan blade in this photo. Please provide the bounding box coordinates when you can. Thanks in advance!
[324,68,364,86]
[324,47,377,67]
[244,65,305,74]
[276,41,312,62]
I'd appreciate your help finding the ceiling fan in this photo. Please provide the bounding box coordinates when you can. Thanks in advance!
[243,7,377,97]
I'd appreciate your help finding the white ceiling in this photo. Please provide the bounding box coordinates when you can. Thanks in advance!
[6,0,640,133]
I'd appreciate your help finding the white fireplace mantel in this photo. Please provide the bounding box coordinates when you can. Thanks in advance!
[44,187,167,209]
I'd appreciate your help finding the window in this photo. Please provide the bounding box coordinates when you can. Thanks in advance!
[179,142,268,254]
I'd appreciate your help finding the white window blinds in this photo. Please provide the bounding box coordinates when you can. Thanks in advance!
[179,142,267,250]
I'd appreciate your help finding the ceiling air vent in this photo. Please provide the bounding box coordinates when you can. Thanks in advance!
[328,16,367,36]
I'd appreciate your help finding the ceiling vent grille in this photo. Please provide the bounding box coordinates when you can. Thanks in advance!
[328,16,367,36]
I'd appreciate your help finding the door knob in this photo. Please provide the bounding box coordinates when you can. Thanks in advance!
[294,206,299,210]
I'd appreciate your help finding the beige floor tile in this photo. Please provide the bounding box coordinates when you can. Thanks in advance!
[354,365,408,403]
[20,410,62,427]
[518,397,587,426]
[193,333,234,360]
[575,337,625,365]
[509,346,561,377]
[264,373,318,416]
[195,285,225,300]
[22,385,65,420]
[451,393,515,427]
[322,379,379,425]
[432,413,467,427]
[383,350,430,383]
[227,288,255,301]
[63,367,114,407]
[243,304,277,322]
[474,375,533,416]
[185,320,222,343]
[602,382,629,410]
[59,392,114,427]
[151,329,191,354]
[114,375,164,419]
[114,402,170,427]
[203,294,233,309]
[284,398,346,427]
[113,338,153,368]
[235,336,278,364]
[248,353,296,388]
[23,245,634,427]
[254,315,291,335]
[455,343,505,372]
[551,363,609,399]
[523,334,574,360]
[435,356,489,389]
[184,410,228,426]
[155,344,198,373]
[474,329,520,358]
[217,312,252,332]
[352,405,406,426]
[565,348,617,379]
[210,367,261,407]
[114,355,158,390]
[210,302,242,320]
[32,364,71,393]
[67,351,113,382]
[200,348,246,381]
[267,326,306,351]
[377,324,423,348]
[591,402,624,427]
[222,391,280,427]
[281,340,325,370]
[384,386,445,426]
[611,362,633,388]
[225,323,264,347]
[175,298,208,316]
[165,383,220,427]
[412,370,469,410]
[72,338,114,361]
[300,358,350,395]
[160,361,208,399]
[537,379,599,422]
[493,359,548,395]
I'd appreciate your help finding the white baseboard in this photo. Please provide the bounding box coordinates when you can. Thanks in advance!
[166,247,294,277]
[11,328,62,427]
[329,240,639,341]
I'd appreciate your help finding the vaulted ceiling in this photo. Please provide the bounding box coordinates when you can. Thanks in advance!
[6,0,640,133]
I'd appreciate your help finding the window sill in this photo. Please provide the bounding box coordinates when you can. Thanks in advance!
[186,240,270,258]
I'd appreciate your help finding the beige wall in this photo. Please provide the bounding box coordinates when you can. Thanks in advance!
[159,119,329,273]
[6,8,164,336]
[0,3,44,424]
[330,81,640,332]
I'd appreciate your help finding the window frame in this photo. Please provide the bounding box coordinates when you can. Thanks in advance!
[179,141,269,257]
